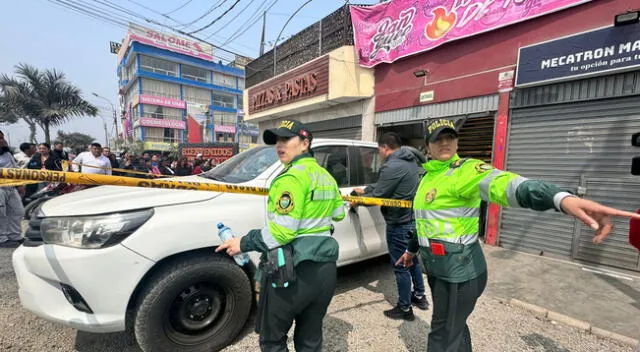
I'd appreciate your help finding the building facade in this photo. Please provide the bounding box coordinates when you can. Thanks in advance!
[243,7,376,142]
[354,0,640,271]
[116,24,254,153]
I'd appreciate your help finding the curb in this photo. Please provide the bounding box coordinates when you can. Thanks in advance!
[508,298,639,348]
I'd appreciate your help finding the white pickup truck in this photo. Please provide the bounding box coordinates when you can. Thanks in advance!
[12,139,428,352]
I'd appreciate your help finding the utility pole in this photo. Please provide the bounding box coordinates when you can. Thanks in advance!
[259,11,266,56]
[92,92,119,149]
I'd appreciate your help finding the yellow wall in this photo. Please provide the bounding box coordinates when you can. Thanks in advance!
[328,46,374,101]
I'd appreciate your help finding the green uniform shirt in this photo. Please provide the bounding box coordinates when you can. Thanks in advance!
[241,153,346,266]
[410,154,572,283]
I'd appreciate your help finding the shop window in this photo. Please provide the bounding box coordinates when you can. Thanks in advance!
[214,73,236,88]
[141,78,181,99]
[213,94,235,109]
[182,64,211,83]
[139,55,178,77]
[183,86,211,105]
[142,105,181,120]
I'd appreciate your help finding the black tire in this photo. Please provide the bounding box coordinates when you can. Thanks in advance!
[134,254,252,352]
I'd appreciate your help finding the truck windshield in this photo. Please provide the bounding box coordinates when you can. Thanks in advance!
[200,146,278,183]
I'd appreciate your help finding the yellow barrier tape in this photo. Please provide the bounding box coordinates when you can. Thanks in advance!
[0,168,414,208]
[0,180,40,187]
[65,161,169,178]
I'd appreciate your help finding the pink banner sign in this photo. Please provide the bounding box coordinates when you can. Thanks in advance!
[350,0,593,67]
[139,94,187,110]
[214,125,236,134]
[139,117,187,130]
[125,23,214,62]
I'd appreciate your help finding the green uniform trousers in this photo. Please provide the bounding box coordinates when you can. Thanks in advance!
[427,272,488,352]
[259,261,337,352]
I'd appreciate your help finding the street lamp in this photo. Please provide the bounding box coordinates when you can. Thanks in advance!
[92,92,119,148]
[98,115,110,148]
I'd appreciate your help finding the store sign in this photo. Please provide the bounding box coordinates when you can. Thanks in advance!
[516,24,640,86]
[214,125,236,134]
[251,73,318,111]
[179,143,238,164]
[143,141,174,151]
[419,90,434,102]
[350,0,592,68]
[248,56,329,114]
[118,23,214,64]
[139,94,186,109]
[139,117,187,130]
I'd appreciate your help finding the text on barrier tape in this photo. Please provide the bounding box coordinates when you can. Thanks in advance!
[0,168,413,208]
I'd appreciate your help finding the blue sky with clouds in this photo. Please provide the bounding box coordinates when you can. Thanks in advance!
[0,0,379,147]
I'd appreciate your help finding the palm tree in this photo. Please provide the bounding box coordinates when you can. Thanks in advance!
[0,63,98,143]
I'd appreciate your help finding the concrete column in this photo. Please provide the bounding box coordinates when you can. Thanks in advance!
[361,96,376,142]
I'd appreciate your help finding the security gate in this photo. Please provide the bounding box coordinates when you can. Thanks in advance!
[573,177,640,271]
[307,115,362,140]
[499,70,640,271]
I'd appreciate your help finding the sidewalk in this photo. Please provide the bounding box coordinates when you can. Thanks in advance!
[483,244,640,341]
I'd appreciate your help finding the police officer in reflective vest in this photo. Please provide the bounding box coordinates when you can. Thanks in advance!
[396,119,640,351]
[217,119,346,352]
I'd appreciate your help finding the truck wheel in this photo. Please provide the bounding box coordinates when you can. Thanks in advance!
[134,254,252,352]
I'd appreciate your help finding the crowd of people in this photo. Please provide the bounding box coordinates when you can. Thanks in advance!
[9,140,218,179]
[0,129,222,245]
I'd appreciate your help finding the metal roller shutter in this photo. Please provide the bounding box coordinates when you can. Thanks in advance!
[500,71,640,270]
[307,115,362,140]
[457,115,495,163]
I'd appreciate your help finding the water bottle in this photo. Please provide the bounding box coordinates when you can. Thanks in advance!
[217,223,249,266]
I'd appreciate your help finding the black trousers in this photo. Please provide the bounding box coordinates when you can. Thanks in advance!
[259,261,337,352]
[427,272,488,352]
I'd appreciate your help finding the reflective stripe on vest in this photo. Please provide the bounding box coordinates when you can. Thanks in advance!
[261,225,281,249]
[415,207,479,220]
[268,212,332,231]
[312,190,338,201]
[479,171,528,207]
[418,233,478,246]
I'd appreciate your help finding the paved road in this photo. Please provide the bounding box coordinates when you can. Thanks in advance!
[0,245,633,352]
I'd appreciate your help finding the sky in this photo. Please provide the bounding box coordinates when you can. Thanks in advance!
[0,0,380,147]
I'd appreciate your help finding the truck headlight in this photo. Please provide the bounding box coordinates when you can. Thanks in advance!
[40,209,153,249]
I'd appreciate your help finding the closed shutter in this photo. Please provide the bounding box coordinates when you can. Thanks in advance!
[575,177,640,270]
[307,115,362,140]
[500,74,640,270]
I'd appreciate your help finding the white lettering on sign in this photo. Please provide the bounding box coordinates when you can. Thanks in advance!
[540,46,616,70]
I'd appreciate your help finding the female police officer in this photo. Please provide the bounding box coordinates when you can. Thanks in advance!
[396,119,640,351]
[217,119,345,352]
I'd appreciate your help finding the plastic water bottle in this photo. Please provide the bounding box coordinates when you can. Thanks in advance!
[217,223,249,266]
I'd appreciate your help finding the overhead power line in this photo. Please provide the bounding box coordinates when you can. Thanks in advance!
[188,0,242,34]
[163,0,194,15]
[204,0,257,40]
[48,0,249,63]
[223,0,279,45]
[177,0,227,28]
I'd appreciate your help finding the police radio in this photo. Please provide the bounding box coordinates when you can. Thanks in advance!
[629,132,640,250]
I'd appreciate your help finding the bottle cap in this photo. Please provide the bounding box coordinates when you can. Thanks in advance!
[217,223,224,229]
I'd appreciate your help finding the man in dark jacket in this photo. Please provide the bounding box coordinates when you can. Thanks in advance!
[354,132,428,321]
